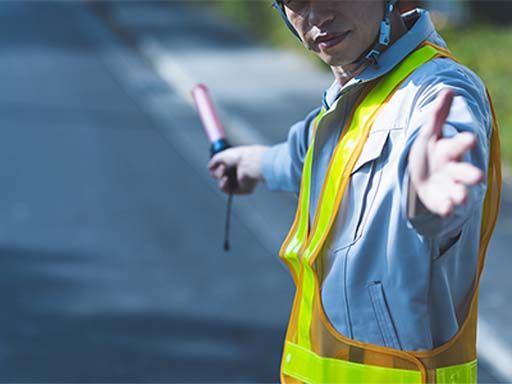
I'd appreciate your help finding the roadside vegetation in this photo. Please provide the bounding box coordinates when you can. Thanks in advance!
[212,2,512,168]
[441,25,512,167]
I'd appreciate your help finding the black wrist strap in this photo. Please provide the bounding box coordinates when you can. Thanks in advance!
[223,166,237,251]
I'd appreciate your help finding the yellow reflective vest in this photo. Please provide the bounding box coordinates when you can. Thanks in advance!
[279,43,502,384]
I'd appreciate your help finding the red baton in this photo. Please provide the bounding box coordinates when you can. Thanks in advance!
[191,84,231,157]
[191,83,237,251]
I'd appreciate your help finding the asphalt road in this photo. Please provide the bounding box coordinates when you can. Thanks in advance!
[0,2,293,382]
[0,1,508,383]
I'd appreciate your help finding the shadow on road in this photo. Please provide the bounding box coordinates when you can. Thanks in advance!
[0,247,282,382]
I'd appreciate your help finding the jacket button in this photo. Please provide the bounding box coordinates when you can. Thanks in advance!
[286,353,292,364]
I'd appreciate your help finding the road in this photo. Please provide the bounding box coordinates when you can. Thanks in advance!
[0,2,293,382]
[0,1,509,382]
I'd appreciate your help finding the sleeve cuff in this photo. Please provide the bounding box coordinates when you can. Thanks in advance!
[262,143,288,192]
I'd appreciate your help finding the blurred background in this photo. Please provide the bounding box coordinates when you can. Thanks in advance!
[0,1,510,382]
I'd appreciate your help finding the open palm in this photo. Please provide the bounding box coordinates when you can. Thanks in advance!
[408,89,484,217]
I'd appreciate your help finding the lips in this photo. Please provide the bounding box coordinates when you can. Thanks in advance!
[315,31,350,50]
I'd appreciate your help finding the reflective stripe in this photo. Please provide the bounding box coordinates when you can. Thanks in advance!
[297,264,315,348]
[280,109,326,281]
[436,360,477,384]
[283,341,477,384]
[282,341,422,384]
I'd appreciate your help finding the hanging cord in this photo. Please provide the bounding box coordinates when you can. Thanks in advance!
[223,167,237,251]
[224,193,233,251]
[208,138,237,251]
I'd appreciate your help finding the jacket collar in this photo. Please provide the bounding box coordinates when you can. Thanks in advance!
[323,8,445,109]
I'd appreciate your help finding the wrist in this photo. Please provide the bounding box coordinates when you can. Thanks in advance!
[407,165,431,219]
[252,145,271,181]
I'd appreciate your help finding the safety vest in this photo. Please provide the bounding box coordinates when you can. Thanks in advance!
[279,43,502,384]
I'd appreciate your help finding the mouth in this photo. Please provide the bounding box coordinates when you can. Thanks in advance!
[315,31,351,50]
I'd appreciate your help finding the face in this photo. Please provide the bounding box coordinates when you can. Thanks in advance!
[282,0,384,66]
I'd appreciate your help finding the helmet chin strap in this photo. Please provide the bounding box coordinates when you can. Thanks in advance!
[273,1,302,40]
[273,0,399,75]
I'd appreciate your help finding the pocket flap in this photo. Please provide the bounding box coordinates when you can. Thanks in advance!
[350,130,390,175]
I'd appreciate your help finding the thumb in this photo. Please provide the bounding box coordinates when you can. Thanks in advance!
[208,152,225,171]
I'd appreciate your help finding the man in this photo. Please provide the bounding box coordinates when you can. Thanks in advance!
[209,1,501,382]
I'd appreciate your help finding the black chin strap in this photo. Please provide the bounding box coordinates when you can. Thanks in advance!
[338,0,398,79]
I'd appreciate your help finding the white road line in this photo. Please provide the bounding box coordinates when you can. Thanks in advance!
[140,37,269,147]
[478,317,512,382]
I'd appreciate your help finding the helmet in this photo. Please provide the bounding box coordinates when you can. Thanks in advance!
[273,0,399,70]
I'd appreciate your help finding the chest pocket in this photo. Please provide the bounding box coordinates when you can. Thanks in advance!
[326,128,392,253]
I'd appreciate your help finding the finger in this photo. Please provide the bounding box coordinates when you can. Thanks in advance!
[438,201,454,218]
[422,89,455,140]
[432,190,454,218]
[444,162,484,185]
[437,185,458,217]
[432,89,455,139]
[438,132,477,161]
[447,182,468,206]
[219,176,230,194]
[212,164,226,180]
[209,147,241,170]
[416,178,456,217]
[208,153,224,171]
[235,175,251,195]
[430,181,468,216]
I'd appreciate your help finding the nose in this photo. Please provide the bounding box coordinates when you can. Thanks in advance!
[307,1,335,30]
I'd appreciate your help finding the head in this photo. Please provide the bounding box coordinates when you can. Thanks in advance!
[275,1,398,67]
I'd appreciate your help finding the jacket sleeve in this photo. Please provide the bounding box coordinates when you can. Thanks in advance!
[398,61,493,239]
[261,107,322,193]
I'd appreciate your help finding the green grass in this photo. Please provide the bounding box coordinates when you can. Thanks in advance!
[212,3,511,167]
[440,25,512,167]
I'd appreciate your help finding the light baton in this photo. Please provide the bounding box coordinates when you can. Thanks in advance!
[191,83,237,251]
[191,84,232,157]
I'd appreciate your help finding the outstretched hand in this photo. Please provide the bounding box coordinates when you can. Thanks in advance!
[408,89,484,218]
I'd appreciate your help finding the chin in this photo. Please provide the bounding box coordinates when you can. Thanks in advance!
[320,54,353,67]
[318,45,367,67]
